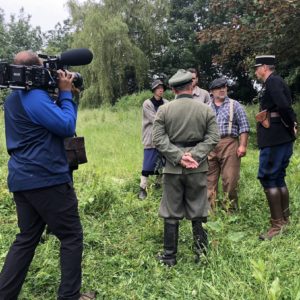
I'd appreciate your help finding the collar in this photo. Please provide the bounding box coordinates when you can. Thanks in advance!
[192,86,200,96]
[176,94,193,99]
[265,72,274,83]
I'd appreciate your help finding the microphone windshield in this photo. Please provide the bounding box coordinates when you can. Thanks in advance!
[59,48,93,66]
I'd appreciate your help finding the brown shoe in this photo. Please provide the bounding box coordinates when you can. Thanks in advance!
[79,292,96,300]
[259,218,285,240]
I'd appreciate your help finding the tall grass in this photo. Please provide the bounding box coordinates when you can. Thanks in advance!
[0,101,300,299]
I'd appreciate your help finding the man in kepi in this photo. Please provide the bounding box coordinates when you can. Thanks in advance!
[152,69,219,266]
[254,55,297,240]
[138,79,168,200]
[0,51,95,300]
[207,78,250,211]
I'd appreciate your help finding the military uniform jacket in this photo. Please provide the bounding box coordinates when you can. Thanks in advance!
[257,73,297,148]
[152,94,220,174]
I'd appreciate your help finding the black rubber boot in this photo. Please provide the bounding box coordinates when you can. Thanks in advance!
[157,220,179,267]
[192,219,208,263]
[264,188,284,220]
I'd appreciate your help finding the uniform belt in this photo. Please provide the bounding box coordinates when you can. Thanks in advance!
[270,112,280,117]
[173,141,200,147]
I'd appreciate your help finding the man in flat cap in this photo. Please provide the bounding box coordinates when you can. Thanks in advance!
[152,69,219,266]
[188,68,210,104]
[138,79,168,200]
[207,77,250,211]
[254,55,297,240]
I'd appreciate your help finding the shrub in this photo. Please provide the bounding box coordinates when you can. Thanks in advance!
[115,89,174,110]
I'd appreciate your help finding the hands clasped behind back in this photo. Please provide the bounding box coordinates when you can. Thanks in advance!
[180,152,199,169]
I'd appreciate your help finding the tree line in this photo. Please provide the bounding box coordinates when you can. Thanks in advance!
[0,0,299,107]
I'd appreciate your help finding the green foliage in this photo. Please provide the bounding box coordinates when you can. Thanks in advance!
[114,89,174,110]
[76,171,120,216]
[1,1,300,107]
[67,1,150,106]
[198,0,300,96]
[42,19,73,54]
[2,8,43,59]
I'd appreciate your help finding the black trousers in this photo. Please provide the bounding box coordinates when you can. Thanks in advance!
[0,183,83,300]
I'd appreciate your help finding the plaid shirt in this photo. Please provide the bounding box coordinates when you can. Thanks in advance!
[209,97,250,138]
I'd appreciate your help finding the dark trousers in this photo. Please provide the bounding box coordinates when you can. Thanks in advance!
[258,142,293,188]
[0,183,83,300]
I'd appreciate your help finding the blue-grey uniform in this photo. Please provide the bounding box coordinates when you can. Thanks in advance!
[254,55,297,240]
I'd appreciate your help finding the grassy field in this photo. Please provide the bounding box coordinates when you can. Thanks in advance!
[0,102,300,300]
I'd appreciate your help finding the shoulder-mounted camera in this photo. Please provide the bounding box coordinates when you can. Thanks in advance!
[0,48,93,94]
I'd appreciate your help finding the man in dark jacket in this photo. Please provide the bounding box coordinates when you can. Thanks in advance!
[0,51,95,300]
[254,55,297,240]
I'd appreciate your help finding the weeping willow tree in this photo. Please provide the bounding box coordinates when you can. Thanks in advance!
[67,1,149,107]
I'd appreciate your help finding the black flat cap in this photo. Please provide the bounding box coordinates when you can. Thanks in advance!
[209,77,227,90]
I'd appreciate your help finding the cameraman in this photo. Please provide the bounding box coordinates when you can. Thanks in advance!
[0,51,95,300]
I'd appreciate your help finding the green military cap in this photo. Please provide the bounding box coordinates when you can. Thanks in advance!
[168,69,193,88]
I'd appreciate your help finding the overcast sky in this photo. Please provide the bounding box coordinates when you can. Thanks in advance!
[0,0,85,32]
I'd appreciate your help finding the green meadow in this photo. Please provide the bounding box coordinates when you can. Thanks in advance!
[0,100,300,300]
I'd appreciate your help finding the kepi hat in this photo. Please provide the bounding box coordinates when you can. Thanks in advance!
[168,69,193,88]
[254,55,276,67]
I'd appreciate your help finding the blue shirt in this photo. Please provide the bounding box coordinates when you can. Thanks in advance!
[4,89,77,192]
[209,97,250,138]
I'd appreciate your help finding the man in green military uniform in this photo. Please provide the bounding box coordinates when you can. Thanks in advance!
[152,69,220,266]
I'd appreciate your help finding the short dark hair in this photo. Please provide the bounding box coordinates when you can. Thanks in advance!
[14,50,42,66]
[187,68,198,76]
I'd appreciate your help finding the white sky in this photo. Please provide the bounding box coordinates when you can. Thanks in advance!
[0,0,85,32]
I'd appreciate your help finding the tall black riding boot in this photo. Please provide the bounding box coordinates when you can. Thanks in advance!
[157,220,179,267]
[279,186,290,224]
[192,218,208,263]
[259,188,285,240]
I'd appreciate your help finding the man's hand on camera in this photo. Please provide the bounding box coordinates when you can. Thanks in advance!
[57,70,75,92]
[71,85,81,105]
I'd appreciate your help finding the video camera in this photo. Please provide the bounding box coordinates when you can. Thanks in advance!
[0,48,93,93]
